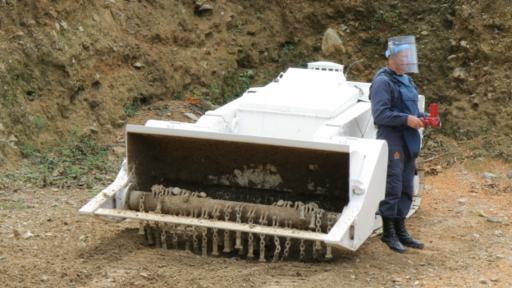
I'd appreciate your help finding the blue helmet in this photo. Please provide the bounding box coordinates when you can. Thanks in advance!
[385,44,413,58]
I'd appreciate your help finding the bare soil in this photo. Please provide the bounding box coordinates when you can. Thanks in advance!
[1,159,511,288]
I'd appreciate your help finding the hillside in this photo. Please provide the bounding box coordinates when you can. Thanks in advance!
[0,0,511,169]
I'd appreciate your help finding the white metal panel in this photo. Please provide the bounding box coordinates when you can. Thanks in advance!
[127,124,351,153]
[238,68,359,118]
[324,139,387,250]
[78,160,129,215]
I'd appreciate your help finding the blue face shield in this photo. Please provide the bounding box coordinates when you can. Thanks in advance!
[385,36,419,74]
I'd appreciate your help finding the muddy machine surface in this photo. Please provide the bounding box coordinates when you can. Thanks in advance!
[80,62,424,261]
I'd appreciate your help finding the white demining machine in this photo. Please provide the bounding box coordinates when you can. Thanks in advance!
[80,62,424,261]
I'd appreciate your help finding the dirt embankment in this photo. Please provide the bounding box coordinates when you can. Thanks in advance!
[0,0,511,168]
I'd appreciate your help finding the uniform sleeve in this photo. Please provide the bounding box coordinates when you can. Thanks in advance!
[370,77,409,126]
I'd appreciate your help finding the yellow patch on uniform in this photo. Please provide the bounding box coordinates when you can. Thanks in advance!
[394,151,400,160]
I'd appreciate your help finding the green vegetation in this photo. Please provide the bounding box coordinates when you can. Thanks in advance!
[173,92,185,100]
[32,115,45,134]
[278,42,308,69]
[207,69,256,104]
[279,42,297,67]
[9,130,114,188]
[0,199,29,210]
[205,43,307,105]
[123,96,145,117]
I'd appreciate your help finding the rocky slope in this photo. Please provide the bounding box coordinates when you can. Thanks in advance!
[0,0,510,167]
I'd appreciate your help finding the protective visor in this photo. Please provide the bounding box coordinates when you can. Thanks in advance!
[385,35,418,74]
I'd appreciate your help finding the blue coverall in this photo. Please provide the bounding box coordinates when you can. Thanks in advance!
[370,67,425,220]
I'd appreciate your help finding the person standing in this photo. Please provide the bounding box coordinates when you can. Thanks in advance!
[370,35,425,253]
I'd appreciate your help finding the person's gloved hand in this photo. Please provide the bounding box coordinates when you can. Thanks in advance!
[407,115,424,129]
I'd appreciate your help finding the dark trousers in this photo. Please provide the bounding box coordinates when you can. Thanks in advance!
[378,129,416,219]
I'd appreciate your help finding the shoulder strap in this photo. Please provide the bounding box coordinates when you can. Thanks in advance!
[381,69,402,86]
[369,70,400,105]
[407,76,417,90]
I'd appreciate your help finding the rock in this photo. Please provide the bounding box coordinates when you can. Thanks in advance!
[51,168,62,177]
[195,2,213,16]
[46,8,58,18]
[112,146,125,158]
[487,217,503,224]
[481,172,497,180]
[490,277,499,282]
[479,278,487,284]
[426,165,442,175]
[59,20,68,30]
[41,275,49,282]
[79,235,88,249]
[452,67,467,80]
[140,272,150,279]
[447,54,457,61]
[12,228,21,239]
[133,62,144,69]
[506,170,512,179]
[103,0,116,7]
[0,123,4,132]
[115,120,126,128]
[25,19,36,26]
[89,127,99,134]
[321,28,346,56]
[475,209,488,217]
[457,198,467,205]
[21,231,34,239]
[184,112,199,121]
[420,30,429,36]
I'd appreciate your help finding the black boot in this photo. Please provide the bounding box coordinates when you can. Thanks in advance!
[381,217,407,253]
[395,219,424,249]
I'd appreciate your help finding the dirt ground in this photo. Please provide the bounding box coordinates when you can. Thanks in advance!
[1,159,510,288]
